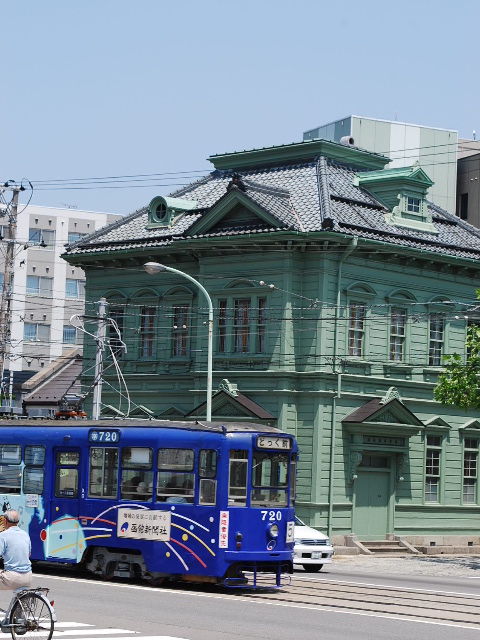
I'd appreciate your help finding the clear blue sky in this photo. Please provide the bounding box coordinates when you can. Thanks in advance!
[2,0,479,215]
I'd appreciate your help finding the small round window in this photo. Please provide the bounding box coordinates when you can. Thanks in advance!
[155,203,167,222]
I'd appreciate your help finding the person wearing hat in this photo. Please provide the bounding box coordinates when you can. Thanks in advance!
[0,510,32,590]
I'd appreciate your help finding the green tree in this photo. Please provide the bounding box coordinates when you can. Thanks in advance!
[435,319,480,410]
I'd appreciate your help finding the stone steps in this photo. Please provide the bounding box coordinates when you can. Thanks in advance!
[360,540,417,554]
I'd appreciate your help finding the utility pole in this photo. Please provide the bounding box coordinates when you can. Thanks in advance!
[0,185,20,408]
[92,298,107,420]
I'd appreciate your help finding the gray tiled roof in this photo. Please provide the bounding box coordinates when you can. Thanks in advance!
[64,156,480,263]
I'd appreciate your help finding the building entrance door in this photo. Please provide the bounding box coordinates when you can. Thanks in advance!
[353,455,391,539]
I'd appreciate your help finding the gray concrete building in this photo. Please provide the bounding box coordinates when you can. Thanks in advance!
[303,115,458,214]
[0,204,122,414]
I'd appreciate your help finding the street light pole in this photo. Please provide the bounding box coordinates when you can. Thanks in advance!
[144,262,213,421]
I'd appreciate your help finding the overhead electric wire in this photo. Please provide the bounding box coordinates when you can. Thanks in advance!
[18,138,477,196]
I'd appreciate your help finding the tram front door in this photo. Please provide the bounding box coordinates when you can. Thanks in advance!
[46,447,84,561]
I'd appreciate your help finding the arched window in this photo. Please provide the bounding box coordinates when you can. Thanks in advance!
[345,283,377,358]
[386,290,417,363]
[105,292,127,360]
[132,290,159,360]
[163,285,194,359]
[217,280,268,355]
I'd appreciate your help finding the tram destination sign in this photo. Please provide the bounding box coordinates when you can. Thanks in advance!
[257,436,292,450]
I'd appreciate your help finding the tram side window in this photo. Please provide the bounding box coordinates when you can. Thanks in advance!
[251,451,289,507]
[121,447,153,501]
[199,449,217,506]
[228,451,248,506]
[157,448,194,504]
[55,451,80,498]
[23,445,46,494]
[89,447,119,498]
[0,445,21,494]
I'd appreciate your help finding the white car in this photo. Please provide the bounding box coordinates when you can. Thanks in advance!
[293,516,334,572]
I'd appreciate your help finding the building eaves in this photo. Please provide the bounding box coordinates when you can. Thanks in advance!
[63,152,480,264]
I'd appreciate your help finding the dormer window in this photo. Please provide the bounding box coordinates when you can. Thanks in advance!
[154,202,167,223]
[354,164,438,235]
[407,197,420,213]
[147,196,198,229]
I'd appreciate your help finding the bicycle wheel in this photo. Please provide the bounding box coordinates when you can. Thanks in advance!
[9,593,54,640]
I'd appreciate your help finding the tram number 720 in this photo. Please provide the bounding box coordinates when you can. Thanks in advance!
[88,430,120,443]
[261,510,282,521]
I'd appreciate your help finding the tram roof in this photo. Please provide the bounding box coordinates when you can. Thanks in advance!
[0,419,286,435]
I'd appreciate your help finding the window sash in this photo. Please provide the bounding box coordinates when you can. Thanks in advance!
[63,326,77,344]
[28,228,55,249]
[218,300,227,353]
[234,299,251,353]
[88,447,119,498]
[172,306,189,357]
[55,468,78,498]
[463,478,476,503]
[24,323,50,342]
[26,276,52,297]
[26,275,39,296]
[425,478,439,502]
[23,467,44,494]
[140,306,156,358]
[158,448,194,471]
[107,306,125,359]
[425,445,441,502]
[390,308,405,361]
[429,315,444,366]
[68,232,86,244]
[407,197,420,213]
[464,449,478,503]
[66,279,85,299]
[199,478,216,505]
[348,303,365,357]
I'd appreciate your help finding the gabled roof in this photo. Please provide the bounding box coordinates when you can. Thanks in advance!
[189,180,301,236]
[342,396,424,438]
[355,165,434,188]
[22,349,83,406]
[186,389,276,422]
[342,397,424,427]
[63,139,480,264]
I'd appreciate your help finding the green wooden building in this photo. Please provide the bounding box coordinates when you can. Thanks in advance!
[63,138,480,551]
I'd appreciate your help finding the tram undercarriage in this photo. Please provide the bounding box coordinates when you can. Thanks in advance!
[82,546,292,588]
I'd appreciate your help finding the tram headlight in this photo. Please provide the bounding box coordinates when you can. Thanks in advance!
[267,523,279,539]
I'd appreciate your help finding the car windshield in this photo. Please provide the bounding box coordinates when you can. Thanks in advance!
[295,516,306,526]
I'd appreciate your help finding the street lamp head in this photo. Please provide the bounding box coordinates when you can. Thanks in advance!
[144,262,167,275]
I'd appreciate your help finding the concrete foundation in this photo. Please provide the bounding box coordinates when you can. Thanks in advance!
[332,534,480,555]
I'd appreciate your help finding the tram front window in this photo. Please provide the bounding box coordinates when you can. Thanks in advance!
[251,451,289,507]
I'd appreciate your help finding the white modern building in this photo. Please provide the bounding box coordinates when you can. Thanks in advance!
[303,115,458,213]
[0,204,122,411]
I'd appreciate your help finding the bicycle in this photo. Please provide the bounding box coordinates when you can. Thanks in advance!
[0,587,56,640]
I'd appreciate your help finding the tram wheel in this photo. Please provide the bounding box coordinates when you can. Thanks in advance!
[102,561,116,581]
[147,575,166,587]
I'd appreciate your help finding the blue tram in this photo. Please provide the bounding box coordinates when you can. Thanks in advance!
[0,420,298,587]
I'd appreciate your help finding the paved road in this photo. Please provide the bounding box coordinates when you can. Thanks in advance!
[326,554,480,577]
[38,564,480,638]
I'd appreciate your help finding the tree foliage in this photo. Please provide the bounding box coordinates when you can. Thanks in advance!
[434,321,480,410]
